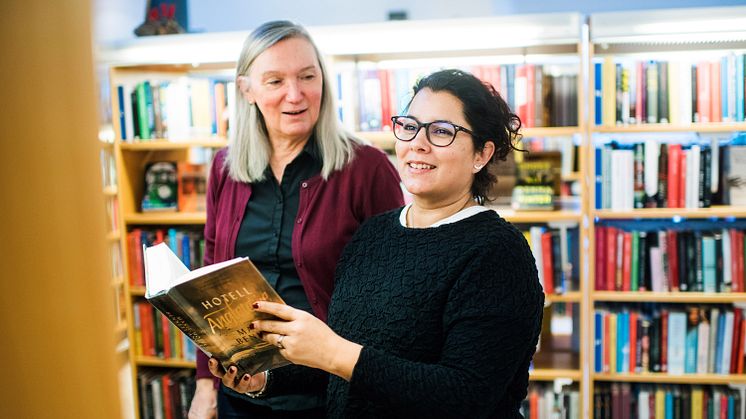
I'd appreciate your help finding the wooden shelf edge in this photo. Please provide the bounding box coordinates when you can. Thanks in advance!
[593,206,746,219]
[103,185,118,196]
[530,368,582,381]
[592,372,746,384]
[592,122,746,133]
[135,356,197,369]
[119,139,228,150]
[130,286,145,296]
[546,291,582,303]
[495,209,583,223]
[592,291,746,303]
[124,212,207,225]
[522,126,582,137]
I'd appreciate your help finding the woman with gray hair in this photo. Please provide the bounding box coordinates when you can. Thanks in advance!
[188,20,403,419]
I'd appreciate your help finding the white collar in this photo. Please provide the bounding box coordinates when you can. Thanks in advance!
[399,202,490,228]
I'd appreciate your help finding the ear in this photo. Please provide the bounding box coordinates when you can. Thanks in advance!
[237,76,254,104]
[474,141,496,170]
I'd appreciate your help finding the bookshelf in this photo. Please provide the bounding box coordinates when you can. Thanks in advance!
[588,6,746,416]
[98,11,595,418]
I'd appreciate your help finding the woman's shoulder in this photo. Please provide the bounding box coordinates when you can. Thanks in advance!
[348,142,394,170]
[460,211,528,250]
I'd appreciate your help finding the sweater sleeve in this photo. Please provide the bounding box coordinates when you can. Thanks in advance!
[196,150,226,382]
[345,234,544,418]
[357,146,404,219]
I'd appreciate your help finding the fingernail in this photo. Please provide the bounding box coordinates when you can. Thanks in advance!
[252,302,259,309]
[249,323,255,330]
[243,375,250,381]
[229,367,236,374]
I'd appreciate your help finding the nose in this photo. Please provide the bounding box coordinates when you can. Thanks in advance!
[285,80,303,103]
[409,125,430,152]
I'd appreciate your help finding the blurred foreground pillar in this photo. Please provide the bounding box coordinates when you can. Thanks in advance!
[0,0,121,417]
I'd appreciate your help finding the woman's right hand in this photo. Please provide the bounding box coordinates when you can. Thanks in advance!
[188,378,217,419]
[207,357,267,394]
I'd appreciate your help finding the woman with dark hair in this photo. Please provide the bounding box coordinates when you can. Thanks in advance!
[251,69,545,418]
[189,20,404,419]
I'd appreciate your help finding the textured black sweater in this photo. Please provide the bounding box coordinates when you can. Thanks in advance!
[326,209,544,418]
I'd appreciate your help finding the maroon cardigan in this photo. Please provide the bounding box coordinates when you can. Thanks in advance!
[196,143,404,379]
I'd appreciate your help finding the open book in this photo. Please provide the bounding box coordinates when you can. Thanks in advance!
[144,242,290,377]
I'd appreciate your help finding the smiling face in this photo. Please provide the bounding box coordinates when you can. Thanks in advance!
[241,37,323,143]
[395,88,493,206]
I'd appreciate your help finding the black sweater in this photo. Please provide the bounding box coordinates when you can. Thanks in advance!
[326,209,544,418]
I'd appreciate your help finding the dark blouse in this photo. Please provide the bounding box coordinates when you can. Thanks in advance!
[231,140,324,410]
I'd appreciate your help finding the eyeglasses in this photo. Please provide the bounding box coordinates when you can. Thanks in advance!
[391,115,476,147]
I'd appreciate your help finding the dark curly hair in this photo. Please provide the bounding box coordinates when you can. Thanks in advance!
[406,69,522,203]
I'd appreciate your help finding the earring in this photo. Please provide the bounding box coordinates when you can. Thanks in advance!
[473,164,484,171]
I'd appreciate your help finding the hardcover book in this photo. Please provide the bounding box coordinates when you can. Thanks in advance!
[144,242,290,377]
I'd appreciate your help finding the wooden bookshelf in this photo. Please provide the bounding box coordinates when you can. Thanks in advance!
[592,122,746,133]
[136,357,196,369]
[123,212,207,225]
[119,139,228,150]
[593,206,746,220]
[494,209,583,223]
[546,291,582,303]
[592,373,746,385]
[592,291,746,303]
[587,6,746,415]
[103,185,118,196]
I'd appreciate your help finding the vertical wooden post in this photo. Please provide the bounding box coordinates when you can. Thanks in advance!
[0,0,121,417]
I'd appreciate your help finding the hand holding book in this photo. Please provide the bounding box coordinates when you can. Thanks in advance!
[144,243,290,380]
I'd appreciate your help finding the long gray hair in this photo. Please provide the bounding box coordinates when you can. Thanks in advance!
[226,20,357,183]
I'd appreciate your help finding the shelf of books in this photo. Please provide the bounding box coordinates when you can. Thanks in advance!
[99,11,593,418]
[588,6,746,417]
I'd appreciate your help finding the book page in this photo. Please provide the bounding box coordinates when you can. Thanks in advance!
[144,242,247,297]
[144,243,190,297]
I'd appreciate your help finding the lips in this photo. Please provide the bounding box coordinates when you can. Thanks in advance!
[283,109,307,115]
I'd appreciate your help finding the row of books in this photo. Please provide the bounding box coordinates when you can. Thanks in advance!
[116,77,235,141]
[140,161,208,213]
[594,225,746,293]
[594,305,746,375]
[336,63,579,133]
[520,224,580,294]
[520,383,580,419]
[594,53,746,126]
[106,196,120,233]
[127,228,205,286]
[137,369,196,419]
[538,302,580,354]
[133,301,197,361]
[594,139,746,210]
[100,148,117,188]
[110,241,123,280]
[594,384,743,419]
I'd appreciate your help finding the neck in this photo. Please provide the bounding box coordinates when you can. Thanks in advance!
[268,134,311,181]
[269,134,310,161]
[408,191,476,228]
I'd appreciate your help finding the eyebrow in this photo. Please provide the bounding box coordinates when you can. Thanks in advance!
[260,66,318,79]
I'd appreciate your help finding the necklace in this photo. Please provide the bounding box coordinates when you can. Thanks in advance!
[407,199,473,228]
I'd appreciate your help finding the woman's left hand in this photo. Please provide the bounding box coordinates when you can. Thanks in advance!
[252,301,362,381]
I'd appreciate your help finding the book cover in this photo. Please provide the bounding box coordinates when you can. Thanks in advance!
[177,163,207,212]
[141,161,178,212]
[144,243,290,377]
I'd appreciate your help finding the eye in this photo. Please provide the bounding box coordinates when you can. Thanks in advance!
[430,123,455,137]
[301,73,316,81]
[402,123,418,132]
[266,79,282,86]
